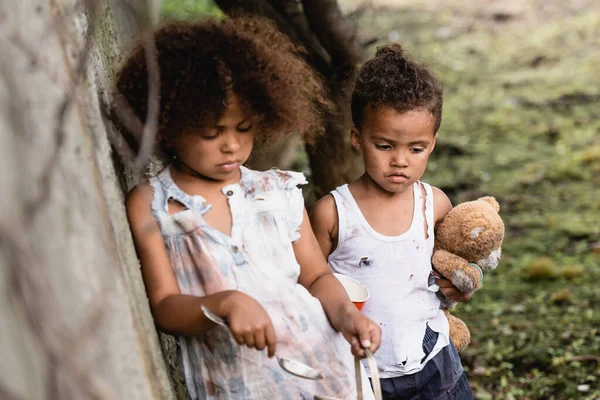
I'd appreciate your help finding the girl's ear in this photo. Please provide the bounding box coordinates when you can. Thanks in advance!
[350,126,362,151]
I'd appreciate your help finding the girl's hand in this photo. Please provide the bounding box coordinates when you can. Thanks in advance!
[218,291,277,357]
[338,305,381,358]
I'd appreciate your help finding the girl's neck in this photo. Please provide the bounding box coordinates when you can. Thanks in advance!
[171,159,241,190]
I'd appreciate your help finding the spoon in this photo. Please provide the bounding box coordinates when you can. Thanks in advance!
[201,305,323,380]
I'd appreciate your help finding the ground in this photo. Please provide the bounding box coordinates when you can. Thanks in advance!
[345,1,600,398]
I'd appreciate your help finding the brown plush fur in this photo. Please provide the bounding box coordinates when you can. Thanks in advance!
[433,196,505,351]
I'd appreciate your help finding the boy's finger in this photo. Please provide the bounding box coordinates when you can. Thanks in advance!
[369,324,382,352]
[351,339,365,357]
[358,320,372,349]
[265,324,277,358]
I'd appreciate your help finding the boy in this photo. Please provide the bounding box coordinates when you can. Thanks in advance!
[310,44,476,399]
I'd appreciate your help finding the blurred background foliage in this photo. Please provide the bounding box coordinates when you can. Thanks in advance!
[161,0,221,20]
[160,1,600,398]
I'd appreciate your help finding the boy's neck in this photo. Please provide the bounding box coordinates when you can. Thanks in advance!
[351,173,413,202]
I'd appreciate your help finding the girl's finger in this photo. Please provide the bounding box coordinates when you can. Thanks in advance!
[243,330,255,349]
[232,330,245,346]
[265,323,277,358]
[254,329,266,352]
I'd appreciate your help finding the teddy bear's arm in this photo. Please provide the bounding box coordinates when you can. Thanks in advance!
[432,249,482,294]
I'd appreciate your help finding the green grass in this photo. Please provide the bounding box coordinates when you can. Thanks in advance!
[357,4,600,399]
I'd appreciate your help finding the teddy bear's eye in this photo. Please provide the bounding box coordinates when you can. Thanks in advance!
[470,226,485,238]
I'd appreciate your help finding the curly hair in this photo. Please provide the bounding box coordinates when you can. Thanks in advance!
[351,43,443,132]
[115,16,328,158]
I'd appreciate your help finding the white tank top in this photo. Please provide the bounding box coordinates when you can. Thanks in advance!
[328,182,450,378]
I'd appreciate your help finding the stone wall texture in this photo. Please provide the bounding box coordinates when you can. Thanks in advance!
[0,0,178,398]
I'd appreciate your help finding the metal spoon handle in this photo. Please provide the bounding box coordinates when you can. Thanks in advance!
[201,305,228,327]
[201,305,323,380]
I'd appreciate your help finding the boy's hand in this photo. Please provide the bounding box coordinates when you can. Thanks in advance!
[434,273,473,302]
[338,305,381,358]
[218,291,277,357]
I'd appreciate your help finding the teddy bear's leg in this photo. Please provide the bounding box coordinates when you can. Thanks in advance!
[444,310,471,352]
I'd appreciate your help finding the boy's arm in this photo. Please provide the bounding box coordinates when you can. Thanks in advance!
[309,194,339,258]
[295,207,380,356]
[432,186,453,225]
[431,187,474,302]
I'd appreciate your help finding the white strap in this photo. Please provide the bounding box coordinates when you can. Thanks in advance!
[354,350,381,400]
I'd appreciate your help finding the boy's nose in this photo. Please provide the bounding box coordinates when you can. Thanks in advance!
[391,151,409,167]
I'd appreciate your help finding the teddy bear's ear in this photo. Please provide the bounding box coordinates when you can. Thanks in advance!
[478,196,500,212]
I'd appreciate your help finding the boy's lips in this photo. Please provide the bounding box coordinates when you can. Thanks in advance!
[388,172,408,183]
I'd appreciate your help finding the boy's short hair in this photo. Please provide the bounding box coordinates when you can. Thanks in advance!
[351,43,443,133]
[116,16,327,158]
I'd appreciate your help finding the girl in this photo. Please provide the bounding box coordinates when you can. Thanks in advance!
[119,17,381,399]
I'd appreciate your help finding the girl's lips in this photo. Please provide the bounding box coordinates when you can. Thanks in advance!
[218,161,239,172]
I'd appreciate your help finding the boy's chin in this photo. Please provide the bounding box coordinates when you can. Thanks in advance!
[375,179,413,194]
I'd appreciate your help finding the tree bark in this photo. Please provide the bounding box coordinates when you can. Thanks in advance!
[215,0,364,202]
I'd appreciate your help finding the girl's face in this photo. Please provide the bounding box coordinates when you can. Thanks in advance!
[351,107,437,194]
[174,95,255,183]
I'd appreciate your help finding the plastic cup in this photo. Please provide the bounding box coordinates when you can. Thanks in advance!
[333,273,370,311]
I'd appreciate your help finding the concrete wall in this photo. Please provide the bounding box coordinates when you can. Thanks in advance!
[0,0,175,398]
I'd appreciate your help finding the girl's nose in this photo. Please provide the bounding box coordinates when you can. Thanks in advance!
[222,131,240,153]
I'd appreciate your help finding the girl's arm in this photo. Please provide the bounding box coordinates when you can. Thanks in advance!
[126,183,276,356]
[295,207,381,357]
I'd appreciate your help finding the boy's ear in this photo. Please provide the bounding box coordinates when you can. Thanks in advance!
[350,126,362,151]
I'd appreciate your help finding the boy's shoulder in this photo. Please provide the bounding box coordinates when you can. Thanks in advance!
[311,193,337,218]
[421,183,452,223]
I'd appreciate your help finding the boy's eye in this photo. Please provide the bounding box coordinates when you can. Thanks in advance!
[375,144,392,150]
[410,148,425,153]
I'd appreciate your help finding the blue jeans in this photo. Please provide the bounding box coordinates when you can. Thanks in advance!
[372,342,474,400]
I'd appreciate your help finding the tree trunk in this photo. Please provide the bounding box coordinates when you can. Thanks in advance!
[215,0,364,202]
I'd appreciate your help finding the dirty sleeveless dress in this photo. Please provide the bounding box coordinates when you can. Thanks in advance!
[149,166,357,400]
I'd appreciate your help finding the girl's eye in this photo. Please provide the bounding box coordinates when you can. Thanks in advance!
[410,148,425,153]
[237,123,252,132]
[201,129,220,140]
[375,144,392,150]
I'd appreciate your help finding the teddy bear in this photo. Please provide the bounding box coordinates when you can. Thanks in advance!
[432,196,505,351]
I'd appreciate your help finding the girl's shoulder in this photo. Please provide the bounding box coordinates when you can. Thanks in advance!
[125,180,156,228]
[241,167,307,196]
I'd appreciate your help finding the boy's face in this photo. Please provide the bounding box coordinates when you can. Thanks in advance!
[351,106,437,194]
[174,94,255,183]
